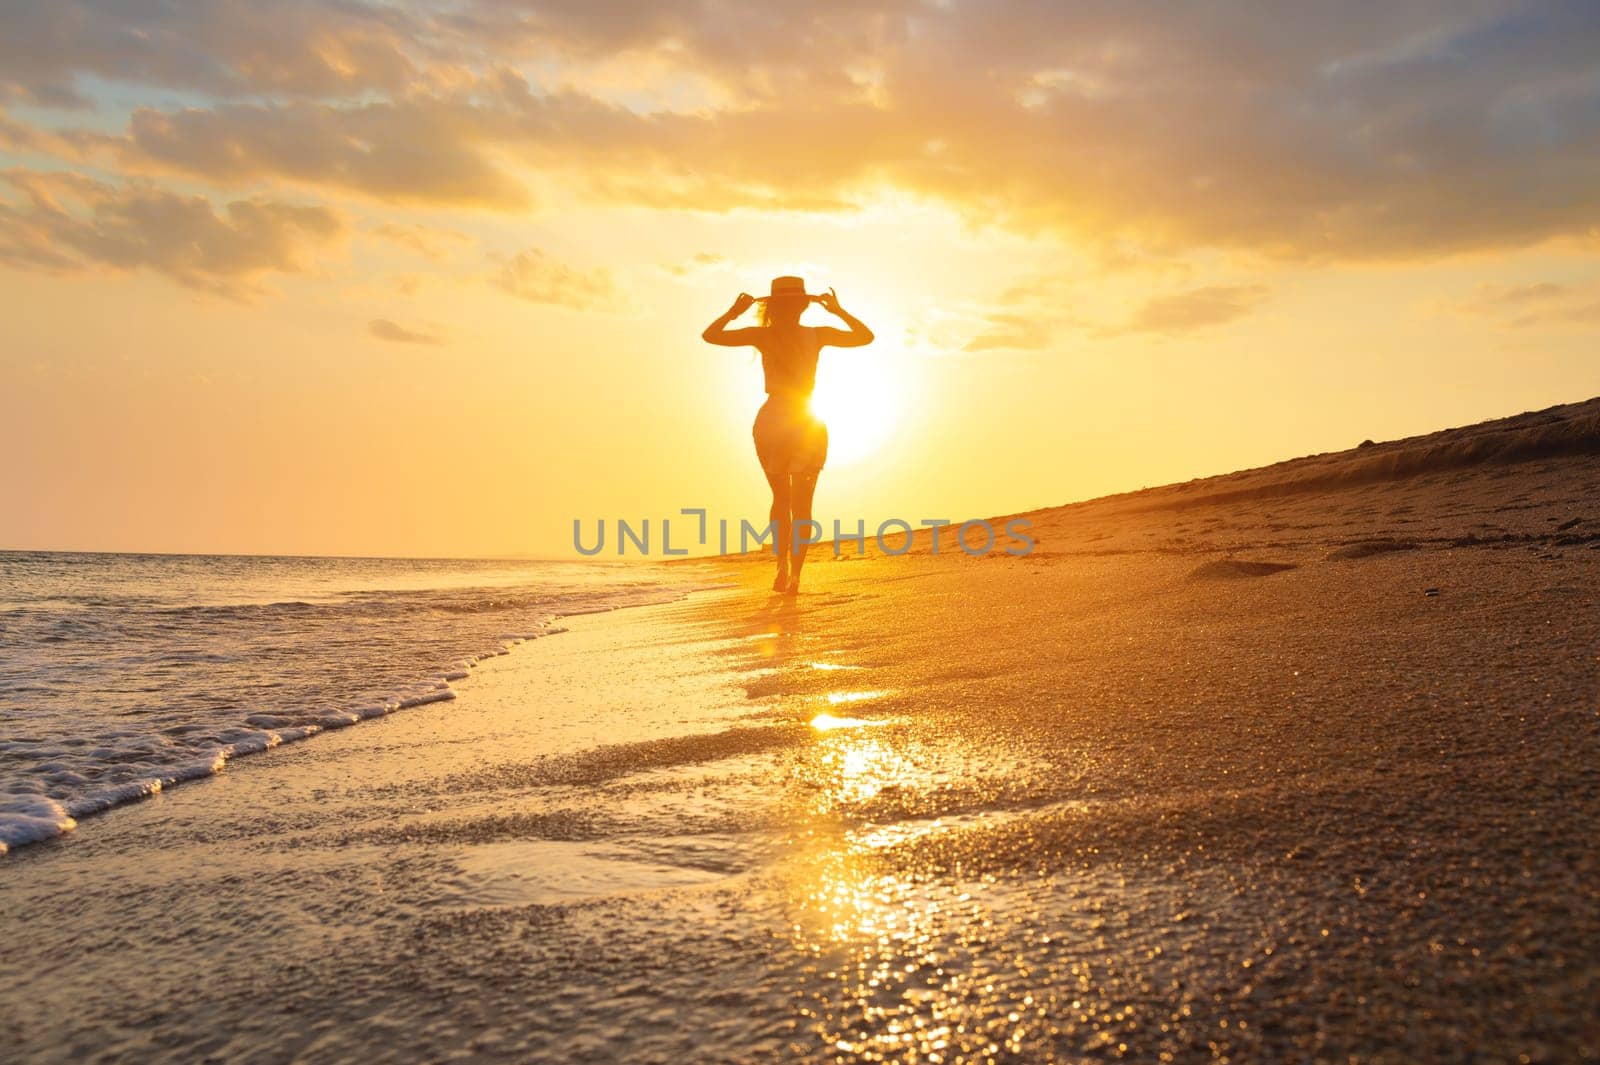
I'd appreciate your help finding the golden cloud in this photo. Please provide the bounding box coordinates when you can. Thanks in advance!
[368,318,444,345]
[1457,280,1600,329]
[1108,284,1272,338]
[491,248,618,310]
[0,169,345,299]
[3,2,1599,262]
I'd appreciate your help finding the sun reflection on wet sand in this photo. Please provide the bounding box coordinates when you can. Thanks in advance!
[809,711,888,732]
[825,689,888,706]
[747,600,1153,1061]
[785,741,1062,1063]
[813,729,920,808]
[788,750,967,1062]
[782,670,1178,1062]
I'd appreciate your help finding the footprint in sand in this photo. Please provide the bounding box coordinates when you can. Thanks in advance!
[1188,558,1298,579]
[1324,540,1420,561]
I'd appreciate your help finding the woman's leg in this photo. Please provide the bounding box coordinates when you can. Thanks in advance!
[764,467,792,590]
[787,472,819,592]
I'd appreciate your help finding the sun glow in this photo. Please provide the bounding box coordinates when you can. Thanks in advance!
[808,334,904,469]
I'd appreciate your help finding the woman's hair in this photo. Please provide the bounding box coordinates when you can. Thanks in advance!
[758,294,808,328]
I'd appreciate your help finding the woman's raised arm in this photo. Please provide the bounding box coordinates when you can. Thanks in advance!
[814,288,874,348]
[702,293,763,346]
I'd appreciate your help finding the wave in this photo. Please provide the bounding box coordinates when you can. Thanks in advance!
[0,561,690,857]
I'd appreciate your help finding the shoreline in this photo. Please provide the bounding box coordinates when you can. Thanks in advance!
[0,572,707,858]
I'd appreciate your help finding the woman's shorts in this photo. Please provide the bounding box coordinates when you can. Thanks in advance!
[753,395,828,477]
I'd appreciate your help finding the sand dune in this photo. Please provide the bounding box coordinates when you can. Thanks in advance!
[1060,395,1600,514]
[988,397,1600,568]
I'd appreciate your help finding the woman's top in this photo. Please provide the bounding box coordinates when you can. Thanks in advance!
[758,327,822,398]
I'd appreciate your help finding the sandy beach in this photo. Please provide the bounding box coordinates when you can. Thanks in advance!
[3,399,1598,1063]
[8,5,1600,1061]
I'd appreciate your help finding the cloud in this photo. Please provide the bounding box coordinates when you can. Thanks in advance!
[0,0,423,106]
[947,271,1088,352]
[1108,284,1272,337]
[0,169,345,298]
[369,221,471,261]
[368,318,442,345]
[4,2,1600,260]
[959,276,1270,350]
[661,252,727,278]
[963,313,1053,353]
[1457,280,1600,328]
[118,97,531,208]
[1472,281,1574,308]
[492,249,617,310]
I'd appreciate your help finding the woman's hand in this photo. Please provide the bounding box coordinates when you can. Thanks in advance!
[813,288,874,348]
[704,294,762,345]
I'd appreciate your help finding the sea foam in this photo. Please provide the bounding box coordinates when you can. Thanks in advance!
[0,552,688,855]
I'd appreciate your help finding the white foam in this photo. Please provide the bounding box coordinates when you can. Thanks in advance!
[66,779,163,816]
[0,795,77,855]
[1,575,696,857]
[397,688,456,710]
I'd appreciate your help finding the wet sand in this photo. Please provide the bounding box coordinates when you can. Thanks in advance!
[2,400,1598,1063]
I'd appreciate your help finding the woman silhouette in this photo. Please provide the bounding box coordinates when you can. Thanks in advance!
[703,276,874,594]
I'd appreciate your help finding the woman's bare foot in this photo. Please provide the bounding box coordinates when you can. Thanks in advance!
[784,574,800,596]
[772,568,789,593]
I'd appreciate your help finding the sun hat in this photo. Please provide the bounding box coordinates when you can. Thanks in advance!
[763,275,808,300]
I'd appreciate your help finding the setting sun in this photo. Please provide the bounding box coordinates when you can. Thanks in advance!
[808,338,902,468]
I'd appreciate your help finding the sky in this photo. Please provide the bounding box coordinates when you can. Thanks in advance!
[1,0,1597,558]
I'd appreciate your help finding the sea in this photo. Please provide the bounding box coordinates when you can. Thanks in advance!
[0,551,685,855]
